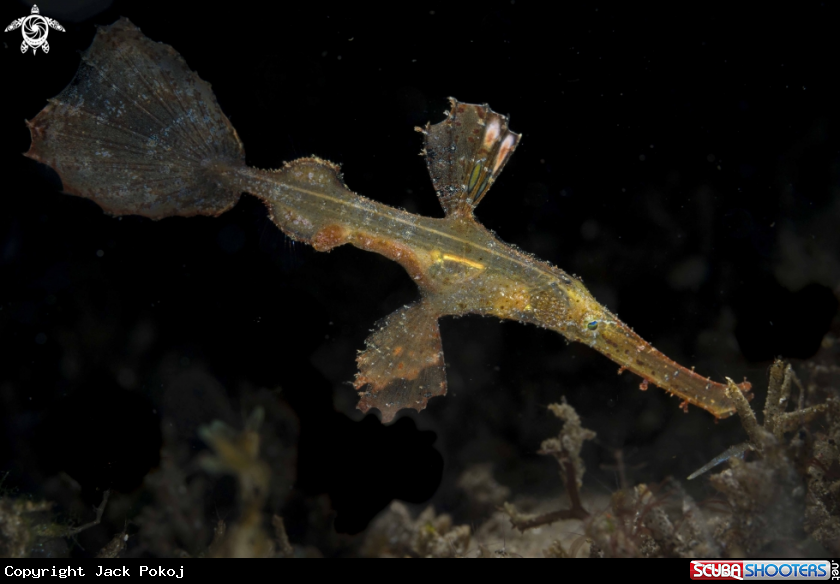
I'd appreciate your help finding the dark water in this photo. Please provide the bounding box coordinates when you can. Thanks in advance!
[1,0,838,555]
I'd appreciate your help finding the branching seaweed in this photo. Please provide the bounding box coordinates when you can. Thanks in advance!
[504,399,594,530]
[0,490,111,558]
[491,358,840,557]
[709,361,840,555]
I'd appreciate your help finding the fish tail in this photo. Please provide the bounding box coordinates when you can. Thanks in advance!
[25,18,244,219]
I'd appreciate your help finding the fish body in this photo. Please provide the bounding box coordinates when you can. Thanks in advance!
[25,19,751,422]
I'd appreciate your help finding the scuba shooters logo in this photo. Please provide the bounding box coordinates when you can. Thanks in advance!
[692,562,745,580]
[690,560,833,580]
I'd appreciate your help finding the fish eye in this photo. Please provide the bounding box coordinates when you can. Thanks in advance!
[587,320,598,331]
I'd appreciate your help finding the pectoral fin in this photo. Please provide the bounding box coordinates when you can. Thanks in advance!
[354,300,446,423]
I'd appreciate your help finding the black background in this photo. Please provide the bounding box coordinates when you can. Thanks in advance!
[1,0,838,554]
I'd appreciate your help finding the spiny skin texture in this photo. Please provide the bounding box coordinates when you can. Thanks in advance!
[25,18,752,423]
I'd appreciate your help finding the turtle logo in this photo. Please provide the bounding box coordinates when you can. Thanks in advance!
[5,5,64,54]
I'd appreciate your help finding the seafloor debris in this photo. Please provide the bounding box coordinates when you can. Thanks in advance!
[503,398,595,531]
[493,358,840,557]
[0,488,110,558]
[708,361,840,555]
[6,357,838,558]
[361,501,471,558]
[586,359,839,557]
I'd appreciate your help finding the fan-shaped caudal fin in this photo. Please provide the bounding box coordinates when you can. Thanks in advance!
[417,98,521,218]
[354,300,446,423]
[25,18,245,219]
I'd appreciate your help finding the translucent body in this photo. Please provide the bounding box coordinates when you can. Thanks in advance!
[25,19,752,422]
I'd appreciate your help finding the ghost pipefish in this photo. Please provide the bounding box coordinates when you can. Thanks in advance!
[24,18,752,423]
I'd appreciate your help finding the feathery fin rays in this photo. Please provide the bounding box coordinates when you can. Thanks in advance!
[354,301,446,423]
[24,18,244,219]
[418,98,521,218]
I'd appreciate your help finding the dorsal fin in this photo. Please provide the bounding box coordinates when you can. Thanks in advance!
[417,97,521,218]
